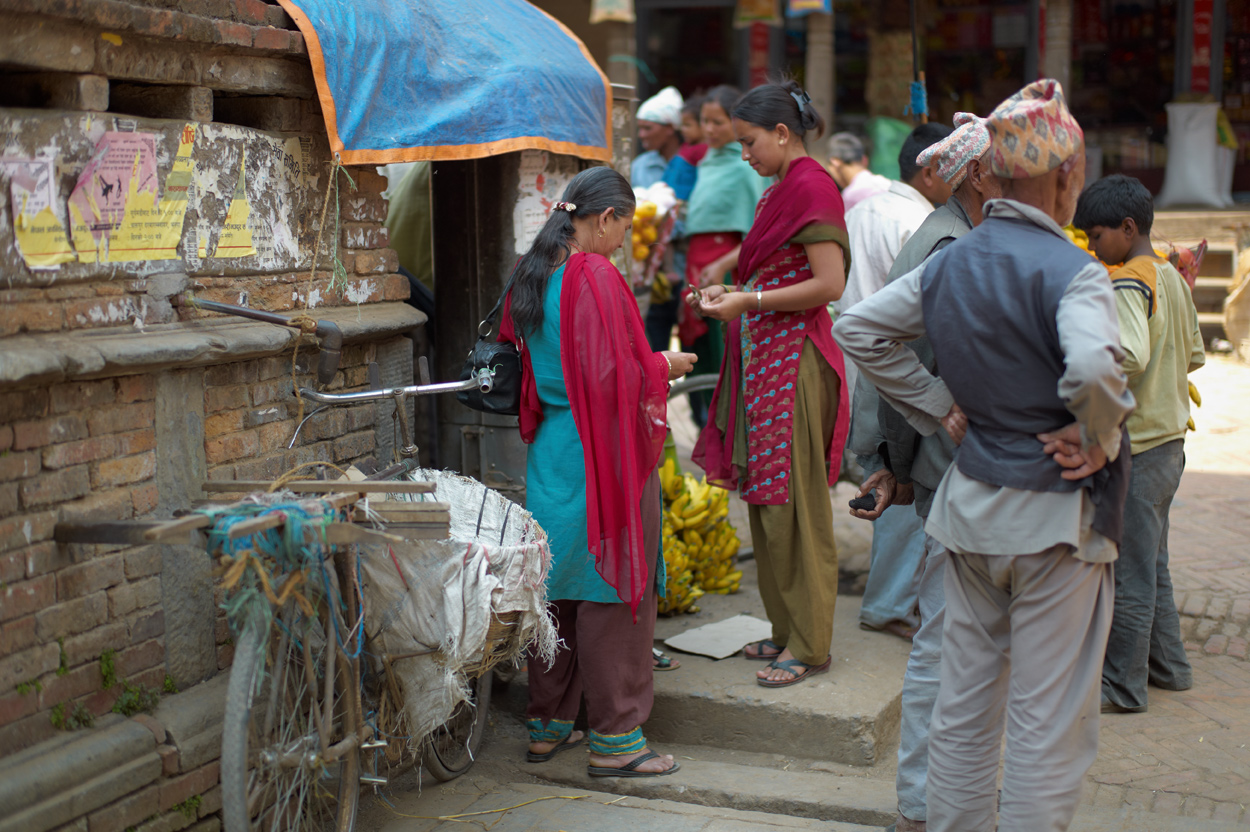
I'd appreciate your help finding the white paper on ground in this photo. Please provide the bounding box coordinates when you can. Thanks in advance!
[664,614,773,660]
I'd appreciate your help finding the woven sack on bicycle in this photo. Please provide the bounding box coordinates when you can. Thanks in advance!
[357,468,556,750]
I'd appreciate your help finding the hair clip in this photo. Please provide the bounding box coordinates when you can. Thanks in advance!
[555,201,577,212]
[790,89,812,110]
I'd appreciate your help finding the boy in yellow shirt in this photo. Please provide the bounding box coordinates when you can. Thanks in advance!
[1074,174,1206,713]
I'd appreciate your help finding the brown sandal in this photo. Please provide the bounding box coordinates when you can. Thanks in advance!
[757,656,832,688]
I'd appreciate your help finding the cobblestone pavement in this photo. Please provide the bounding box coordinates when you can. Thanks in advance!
[1082,355,1250,823]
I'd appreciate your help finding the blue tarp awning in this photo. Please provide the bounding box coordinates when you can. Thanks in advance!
[276,0,613,164]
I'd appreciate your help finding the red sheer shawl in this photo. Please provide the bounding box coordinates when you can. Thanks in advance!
[500,253,669,614]
[737,156,849,281]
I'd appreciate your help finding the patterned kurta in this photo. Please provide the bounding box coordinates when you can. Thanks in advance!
[738,241,845,504]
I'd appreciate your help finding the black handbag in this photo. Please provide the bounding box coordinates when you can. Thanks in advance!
[457,272,522,415]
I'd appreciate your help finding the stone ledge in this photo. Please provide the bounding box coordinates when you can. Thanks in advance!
[0,302,425,388]
[0,714,159,831]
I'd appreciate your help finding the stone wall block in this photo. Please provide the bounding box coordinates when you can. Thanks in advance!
[341,194,388,223]
[0,642,58,691]
[0,450,41,481]
[1,573,55,624]
[87,781,161,832]
[158,760,219,813]
[115,376,157,404]
[21,539,71,579]
[108,577,162,620]
[341,222,389,250]
[87,403,155,437]
[382,273,411,301]
[43,436,118,470]
[61,620,128,669]
[21,466,92,509]
[35,591,108,641]
[57,553,125,600]
[0,511,57,555]
[202,411,243,439]
[114,429,156,457]
[0,390,48,424]
[50,380,116,415]
[109,84,214,124]
[204,429,260,465]
[14,415,89,452]
[0,615,36,656]
[128,607,165,644]
[351,170,388,195]
[57,490,134,524]
[230,0,268,25]
[123,546,162,581]
[203,384,247,413]
[250,25,291,51]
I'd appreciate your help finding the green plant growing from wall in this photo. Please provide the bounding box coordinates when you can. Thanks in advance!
[173,795,202,820]
[15,678,42,696]
[99,648,118,689]
[50,701,94,730]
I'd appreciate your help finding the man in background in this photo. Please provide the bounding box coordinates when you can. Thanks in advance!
[827,132,891,211]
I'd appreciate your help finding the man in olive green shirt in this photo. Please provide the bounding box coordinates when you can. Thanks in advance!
[1074,174,1205,713]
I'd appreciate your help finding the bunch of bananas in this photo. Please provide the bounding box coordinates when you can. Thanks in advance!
[650,272,673,305]
[631,201,660,263]
[1188,379,1201,431]
[657,458,742,616]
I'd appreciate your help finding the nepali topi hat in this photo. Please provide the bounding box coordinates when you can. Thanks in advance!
[986,79,1083,179]
[916,112,991,188]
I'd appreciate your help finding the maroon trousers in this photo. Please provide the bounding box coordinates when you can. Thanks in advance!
[526,471,662,739]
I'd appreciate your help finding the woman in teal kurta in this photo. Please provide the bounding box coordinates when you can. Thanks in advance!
[501,168,696,778]
[526,263,626,603]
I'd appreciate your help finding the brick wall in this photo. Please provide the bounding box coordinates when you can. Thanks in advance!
[0,0,420,828]
[0,378,166,753]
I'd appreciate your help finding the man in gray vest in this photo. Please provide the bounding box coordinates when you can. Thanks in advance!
[849,114,1001,832]
[833,80,1134,832]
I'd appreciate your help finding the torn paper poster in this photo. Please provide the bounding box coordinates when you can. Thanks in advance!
[512,149,575,255]
[68,127,195,263]
[212,150,256,258]
[0,157,75,270]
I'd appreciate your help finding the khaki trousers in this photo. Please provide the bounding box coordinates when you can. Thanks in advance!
[747,342,840,666]
[927,548,1114,832]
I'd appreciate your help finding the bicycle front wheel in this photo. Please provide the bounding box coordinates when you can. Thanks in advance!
[220,598,362,832]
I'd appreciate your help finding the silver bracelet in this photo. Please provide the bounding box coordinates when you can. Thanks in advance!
[755,289,763,311]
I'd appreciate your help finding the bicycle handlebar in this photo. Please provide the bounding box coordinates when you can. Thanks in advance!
[298,368,494,404]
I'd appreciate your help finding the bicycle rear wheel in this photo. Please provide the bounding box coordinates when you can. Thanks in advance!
[421,670,492,782]
[221,596,362,832]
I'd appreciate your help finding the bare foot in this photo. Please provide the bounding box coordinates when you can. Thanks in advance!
[528,729,584,756]
[587,746,677,773]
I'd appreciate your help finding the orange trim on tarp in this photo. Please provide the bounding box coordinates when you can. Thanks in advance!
[273,0,612,166]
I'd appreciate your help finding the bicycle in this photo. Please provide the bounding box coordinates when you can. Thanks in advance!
[176,367,499,832]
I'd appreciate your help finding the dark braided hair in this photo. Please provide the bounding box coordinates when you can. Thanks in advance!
[732,78,826,140]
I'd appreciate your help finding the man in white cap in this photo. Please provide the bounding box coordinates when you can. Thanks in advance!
[848,113,1001,832]
[632,86,684,188]
[835,80,1134,832]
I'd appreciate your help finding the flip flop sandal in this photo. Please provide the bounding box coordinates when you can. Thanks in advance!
[587,749,682,778]
[526,732,584,763]
[756,656,832,688]
[743,638,783,661]
[652,647,681,671]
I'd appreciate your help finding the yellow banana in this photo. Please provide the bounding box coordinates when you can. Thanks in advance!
[1189,381,1201,407]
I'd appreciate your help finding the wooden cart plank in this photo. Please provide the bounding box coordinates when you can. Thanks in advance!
[202,480,436,494]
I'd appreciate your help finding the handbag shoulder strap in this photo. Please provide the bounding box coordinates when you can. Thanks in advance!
[478,256,527,338]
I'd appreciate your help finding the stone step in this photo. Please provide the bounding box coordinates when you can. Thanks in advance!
[364,779,882,831]
[500,560,912,768]
[525,753,1248,832]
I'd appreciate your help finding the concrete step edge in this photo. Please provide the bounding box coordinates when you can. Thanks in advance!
[500,781,885,831]
[525,754,897,827]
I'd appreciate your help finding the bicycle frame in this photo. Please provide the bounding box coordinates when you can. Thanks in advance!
[290,368,495,460]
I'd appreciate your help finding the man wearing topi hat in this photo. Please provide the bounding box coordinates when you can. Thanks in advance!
[834,80,1134,832]
[849,112,1003,832]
